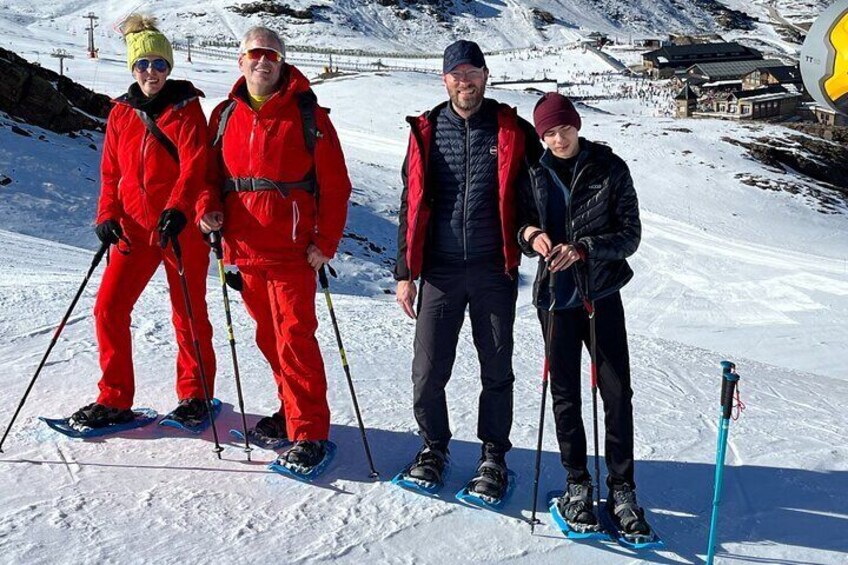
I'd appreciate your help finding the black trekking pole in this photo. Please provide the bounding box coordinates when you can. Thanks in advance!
[0,241,110,453]
[318,265,379,478]
[530,271,556,533]
[209,231,252,461]
[168,235,223,458]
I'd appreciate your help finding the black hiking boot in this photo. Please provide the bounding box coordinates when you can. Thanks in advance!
[166,398,209,429]
[405,445,448,487]
[282,440,327,472]
[253,412,287,441]
[606,484,652,538]
[557,481,600,532]
[468,457,509,502]
[68,403,134,430]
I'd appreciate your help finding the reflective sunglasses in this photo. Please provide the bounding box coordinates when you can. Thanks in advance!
[134,58,169,73]
[245,47,283,63]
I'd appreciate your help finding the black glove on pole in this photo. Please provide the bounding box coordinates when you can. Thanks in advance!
[0,241,110,452]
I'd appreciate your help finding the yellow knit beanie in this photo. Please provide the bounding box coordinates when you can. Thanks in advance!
[123,14,174,71]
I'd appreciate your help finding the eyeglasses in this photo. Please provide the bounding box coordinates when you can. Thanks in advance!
[245,47,283,63]
[447,68,485,81]
[134,58,169,73]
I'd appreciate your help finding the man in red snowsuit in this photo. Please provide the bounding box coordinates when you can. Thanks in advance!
[200,26,352,470]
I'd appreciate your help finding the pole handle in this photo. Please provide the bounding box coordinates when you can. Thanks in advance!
[720,361,740,420]
[208,230,224,260]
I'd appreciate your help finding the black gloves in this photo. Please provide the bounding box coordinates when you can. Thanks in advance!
[157,208,187,248]
[95,219,122,245]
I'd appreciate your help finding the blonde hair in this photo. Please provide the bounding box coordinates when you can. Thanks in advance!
[122,13,160,37]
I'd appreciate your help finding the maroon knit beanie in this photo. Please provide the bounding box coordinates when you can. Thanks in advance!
[533,92,581,138]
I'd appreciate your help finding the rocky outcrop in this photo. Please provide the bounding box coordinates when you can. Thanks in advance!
[0,47,110,133]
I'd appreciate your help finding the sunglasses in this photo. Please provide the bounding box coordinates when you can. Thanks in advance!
[245,47,283,63]
[134,58,169,73]
[447,68,485,81]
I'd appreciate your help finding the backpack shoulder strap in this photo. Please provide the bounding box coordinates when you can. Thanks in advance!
[297,89,322,155]
[212,100,237,149]
[134,109,179,164]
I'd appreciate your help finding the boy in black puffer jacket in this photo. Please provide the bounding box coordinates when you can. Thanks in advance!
[518,92,652,540]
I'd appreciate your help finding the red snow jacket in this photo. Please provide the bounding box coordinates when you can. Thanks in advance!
[201,65,352,267]
[96,80,208,240]
[395,101,534,281]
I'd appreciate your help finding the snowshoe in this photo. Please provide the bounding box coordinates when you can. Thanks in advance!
[41,406,157,439]
[230,412,289,450]
[159,398,221,434]
[392,445,450,496]
[548,482,606,540]
[604,485,664,549]
[268,440,336,481]
[456,459,516,509]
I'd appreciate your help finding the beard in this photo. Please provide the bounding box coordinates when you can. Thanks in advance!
[449,83,486,112]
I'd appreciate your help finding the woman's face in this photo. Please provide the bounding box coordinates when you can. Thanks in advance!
[132,55,170,97]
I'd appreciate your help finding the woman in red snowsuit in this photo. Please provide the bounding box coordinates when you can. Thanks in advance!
[69,15,216,429]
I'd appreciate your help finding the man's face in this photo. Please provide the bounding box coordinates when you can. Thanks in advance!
[543,124,580,159]
[238,36,284,96]
[443,63,488,112]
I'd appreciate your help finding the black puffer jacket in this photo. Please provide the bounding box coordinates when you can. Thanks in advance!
[519,139,641,309]
[427,100,502,262]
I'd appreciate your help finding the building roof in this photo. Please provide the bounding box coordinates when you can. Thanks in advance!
[730,84,789,100]
[643,42,761,67]
[674,84,698,100]
[688,59,786,81]
[743,65,802,83]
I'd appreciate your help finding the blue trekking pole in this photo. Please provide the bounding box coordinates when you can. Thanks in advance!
[706,361,741,564]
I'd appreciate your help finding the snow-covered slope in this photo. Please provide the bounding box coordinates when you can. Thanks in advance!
[1,4,846,565]
[0,0,827,53]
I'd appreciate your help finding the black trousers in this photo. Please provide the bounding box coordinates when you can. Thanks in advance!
[411,261,518,460]
[538,291,635,488]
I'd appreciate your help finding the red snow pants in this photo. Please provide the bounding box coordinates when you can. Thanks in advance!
[94,228,216,410]
[238,261,330,441]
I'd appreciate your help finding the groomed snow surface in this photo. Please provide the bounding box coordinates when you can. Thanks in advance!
[1,7,847,565]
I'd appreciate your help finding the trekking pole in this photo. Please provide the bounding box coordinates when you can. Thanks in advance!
[318,265,379,478]
[168,235,223,458]
[209,231,251,461]
[586,297,602,512]
[530,271,556,533]
[0,241,110,453]
[706,361,742,565]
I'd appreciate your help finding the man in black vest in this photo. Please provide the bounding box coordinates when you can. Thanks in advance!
[394,40,540,502]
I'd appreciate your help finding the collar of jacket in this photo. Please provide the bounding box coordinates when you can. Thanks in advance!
[114,79,203,116]
[228,63,311,115]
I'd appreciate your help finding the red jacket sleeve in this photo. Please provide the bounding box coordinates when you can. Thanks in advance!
[312,107,352,258]
[164,99,209,219]
[96,106,124,224]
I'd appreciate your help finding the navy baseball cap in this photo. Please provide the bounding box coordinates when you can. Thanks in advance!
[443,40,487,73]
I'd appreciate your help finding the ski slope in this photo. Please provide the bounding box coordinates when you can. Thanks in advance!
[2,7,848,565]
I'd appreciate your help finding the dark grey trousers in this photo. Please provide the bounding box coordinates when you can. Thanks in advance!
[411,261,518,459]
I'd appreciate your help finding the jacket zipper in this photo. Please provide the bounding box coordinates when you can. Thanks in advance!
[139,129,154,227]
[249,114,258,175]
[566,157,591,299]
[291,200,300,242]
[462,118,470,261]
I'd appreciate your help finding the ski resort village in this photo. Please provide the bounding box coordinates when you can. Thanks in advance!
[0,1,846,564]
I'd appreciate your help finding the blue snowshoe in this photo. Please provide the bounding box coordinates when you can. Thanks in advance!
[159,398,222,434]
[268,440,336,481]
[41,404,157,439]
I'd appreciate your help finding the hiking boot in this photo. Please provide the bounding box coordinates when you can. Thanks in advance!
[166,398,209,429]
[254,412,287,441]
[283,440,327,471]
[607,483,651,537]
[68,403,134,430]
[468,458,509,502]
[406,445,448,485]
[557,481,599,531]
